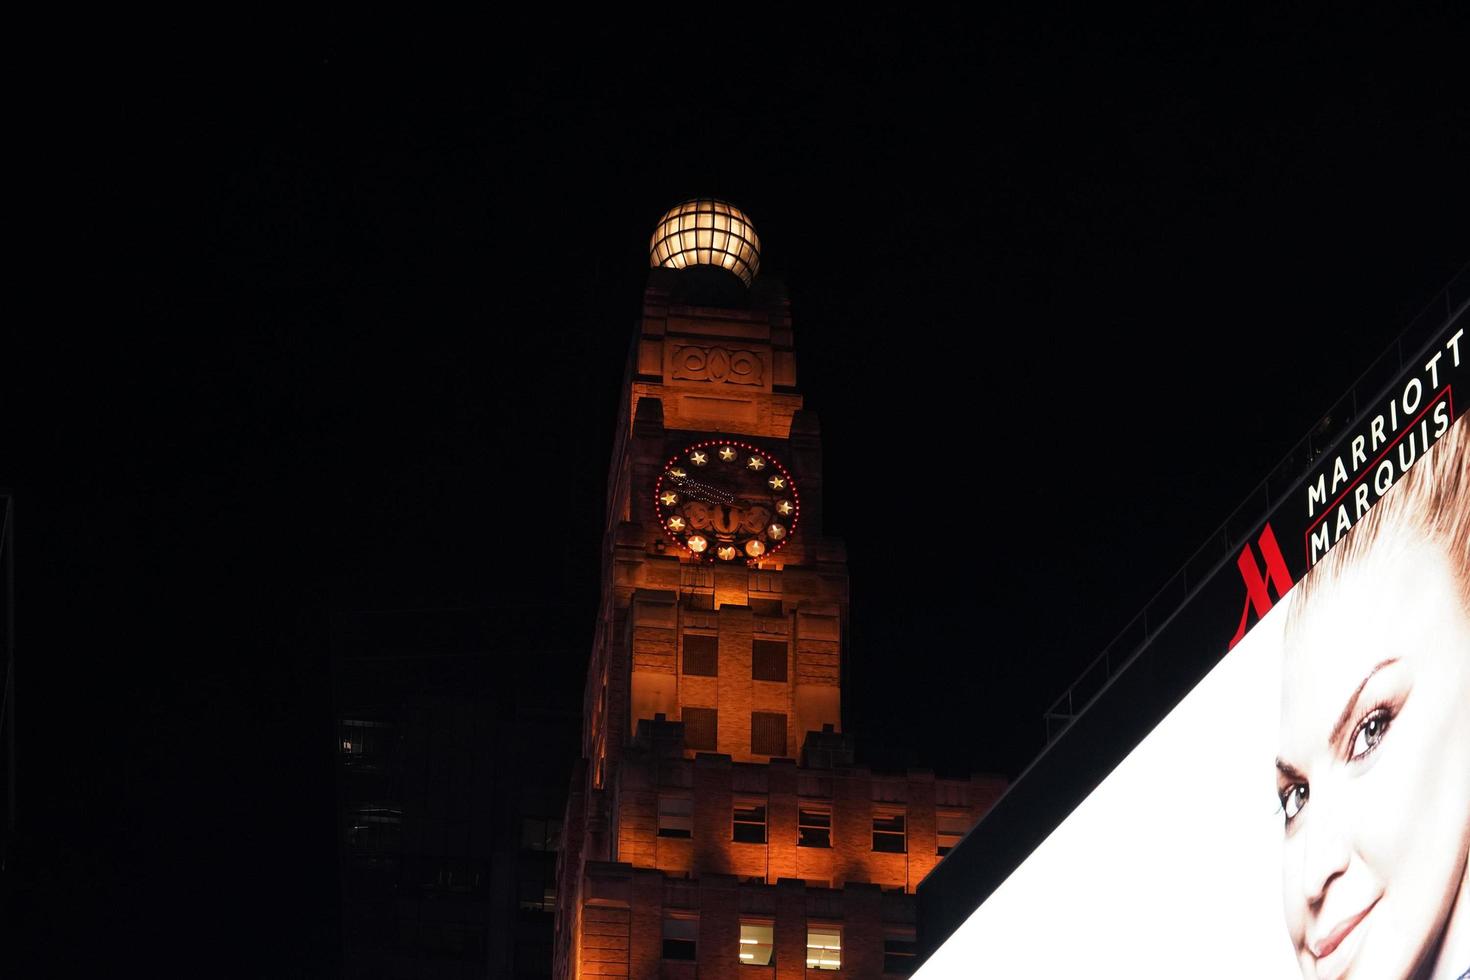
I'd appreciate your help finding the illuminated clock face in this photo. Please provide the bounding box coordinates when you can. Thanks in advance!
[655,440,800,563]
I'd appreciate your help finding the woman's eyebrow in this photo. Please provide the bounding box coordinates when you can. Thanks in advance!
[1274,758,1306,784]
[1328,657,1400,747]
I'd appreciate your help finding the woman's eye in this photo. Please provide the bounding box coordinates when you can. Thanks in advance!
[1349,708,1392,760]
[1282,784,1308,822]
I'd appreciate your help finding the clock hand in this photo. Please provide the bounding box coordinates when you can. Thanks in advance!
[668,474,735,505]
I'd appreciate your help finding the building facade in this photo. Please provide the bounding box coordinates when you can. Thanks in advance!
[554,202,1004,980]
[1,493,12,878]
[334,605,581,979]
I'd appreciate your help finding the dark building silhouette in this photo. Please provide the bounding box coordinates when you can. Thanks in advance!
[334,605,581,979]
[1,492,13,876]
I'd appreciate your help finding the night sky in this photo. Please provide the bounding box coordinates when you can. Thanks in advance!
[8,11,1469,974]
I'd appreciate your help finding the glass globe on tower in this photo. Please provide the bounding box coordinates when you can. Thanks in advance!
[648,198,762,286]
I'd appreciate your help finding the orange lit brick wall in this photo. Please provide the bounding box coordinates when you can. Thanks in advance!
[575,866,915,980]
[620,581,846,765]
[612,750,1004,894]
[629,275,802,442]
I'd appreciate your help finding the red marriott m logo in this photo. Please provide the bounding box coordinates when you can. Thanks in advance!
[1228,523,1294,651]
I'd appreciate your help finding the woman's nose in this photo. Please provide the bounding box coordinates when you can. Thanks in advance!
[1301,802,1351,905]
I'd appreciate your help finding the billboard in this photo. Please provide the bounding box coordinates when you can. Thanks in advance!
[918,317,1468,980]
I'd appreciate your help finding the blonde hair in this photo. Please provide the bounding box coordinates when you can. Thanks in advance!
[1288,412,1470,631]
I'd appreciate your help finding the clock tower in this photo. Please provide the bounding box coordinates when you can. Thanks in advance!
[554,200,1002,979]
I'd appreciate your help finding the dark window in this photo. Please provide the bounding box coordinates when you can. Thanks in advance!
[447,859,486,894]
[749,598,783,617]
[663,917,697,961]
[347,804,403,854]
[733,803,767,844]
[683,707,718,751]
[339,718,397,773]
[658,794,692,838]
[419,857,490,897]
[883,937,918,974]
[516,854,556,911]
[936,811,968,856]
[411,922,487,960]
[751,711,787,756]
[520,816,562,852]
[798,805,832,848]
[752,640,787,681]
[872,812,906,853]
[683,634,718,675]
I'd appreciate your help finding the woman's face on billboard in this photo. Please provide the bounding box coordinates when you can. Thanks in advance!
[1277,531,1470,980]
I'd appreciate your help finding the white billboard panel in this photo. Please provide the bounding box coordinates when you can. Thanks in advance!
[920,412,1469,980]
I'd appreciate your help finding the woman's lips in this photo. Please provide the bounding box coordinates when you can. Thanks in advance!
[1310,897,1379,961]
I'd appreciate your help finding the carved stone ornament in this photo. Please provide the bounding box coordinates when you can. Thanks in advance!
[670,345,764,387]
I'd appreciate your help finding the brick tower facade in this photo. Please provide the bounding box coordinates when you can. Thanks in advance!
[554,203,1004,980]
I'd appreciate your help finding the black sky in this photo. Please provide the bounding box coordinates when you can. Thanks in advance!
[7,10,1470,974]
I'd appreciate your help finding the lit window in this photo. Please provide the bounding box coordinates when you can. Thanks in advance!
[883,934,918,975]
[872,811,906,853]
[936,811,968,856]
[733,802,767,844]
[806,927,841,970]
[739,921,774,966]
[663,916,697,961]
[798,805,832,848]
[659,794,693,839]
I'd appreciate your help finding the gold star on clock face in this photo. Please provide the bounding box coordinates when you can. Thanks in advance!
[745,540,765,557]
[747,456,766,471]
[716,546,738,561]
[776,500,794,516]
[667,516,686,532]
[768,476,785,490]
[718,446,737,461]
[690,451,708,465]
[686,535,708,553]
[767,523,786,540]
[669,467,687,479]
[660,492,678,506]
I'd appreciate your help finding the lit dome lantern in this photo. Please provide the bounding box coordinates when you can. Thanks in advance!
[649,198,761,286]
